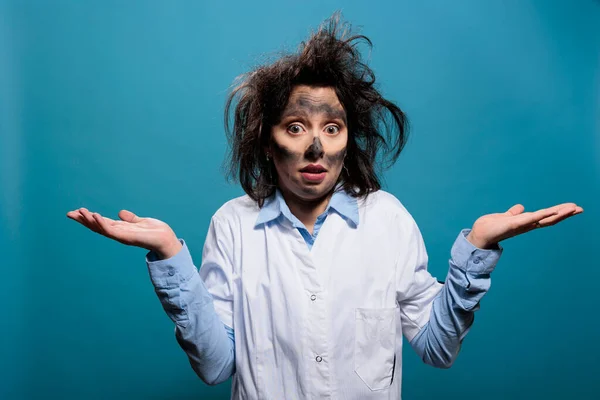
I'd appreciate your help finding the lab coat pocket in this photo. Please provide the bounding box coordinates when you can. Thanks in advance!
[354,307,396,391]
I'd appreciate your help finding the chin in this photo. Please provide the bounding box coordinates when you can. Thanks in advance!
[297,182,335,199]
[281,173,339,202]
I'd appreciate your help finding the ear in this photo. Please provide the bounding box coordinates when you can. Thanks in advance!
[262,123,273,158]
[263,144,272,159]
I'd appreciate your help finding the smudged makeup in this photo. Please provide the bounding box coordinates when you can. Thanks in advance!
[305,137,324,160]
[271,138,346,168]
[279,97,348,125]
[269,85,348,201]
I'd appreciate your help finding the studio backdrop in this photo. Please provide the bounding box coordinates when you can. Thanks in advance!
[1,1,598,399]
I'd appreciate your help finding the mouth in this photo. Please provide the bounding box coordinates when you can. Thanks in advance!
[299,164,327,173]
[299,164,327,183]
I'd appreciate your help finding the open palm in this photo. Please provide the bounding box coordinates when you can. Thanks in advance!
[467,202,584,249]
[66,208,176,252]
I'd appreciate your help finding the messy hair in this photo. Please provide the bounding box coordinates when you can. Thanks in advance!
[224,12,409,207]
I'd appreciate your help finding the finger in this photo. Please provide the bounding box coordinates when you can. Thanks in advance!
[546,203,579,213]
[531,207,560,224]
[79,209,101,233]
[512,208,558,229]
[80,208,96,225]
[93,213,113,236]
[509,202,576,227]
[98,214,117,226]
[568,206,583,216]
[119,209,142,223]
[67,210,83,221]
[70,209,91,227]
[67,211,90,229]
[505,204,525,216]
[537,205,580,227]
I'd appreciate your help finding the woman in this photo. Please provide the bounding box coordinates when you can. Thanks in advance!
[67,14,583,399]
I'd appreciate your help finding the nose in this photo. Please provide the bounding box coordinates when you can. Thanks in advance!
[304,136,324,160]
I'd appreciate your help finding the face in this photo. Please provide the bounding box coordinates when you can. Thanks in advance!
[269,85,348,203]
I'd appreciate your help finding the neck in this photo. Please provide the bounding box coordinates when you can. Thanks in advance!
[280,187,335,234]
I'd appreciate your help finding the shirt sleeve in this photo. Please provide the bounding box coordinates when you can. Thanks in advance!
[398,223,503,368]
[146,232,236,385]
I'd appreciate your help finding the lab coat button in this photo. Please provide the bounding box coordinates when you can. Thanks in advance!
[315,356,323,362]
[310,294,317,301]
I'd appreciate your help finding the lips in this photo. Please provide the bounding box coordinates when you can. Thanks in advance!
[300,164,327,173]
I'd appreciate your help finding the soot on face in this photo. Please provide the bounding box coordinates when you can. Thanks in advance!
[271,137,346,170]
[279,96,347,125]
[270,138,300,162]
[325,147,346,166]
[304,137,324,160]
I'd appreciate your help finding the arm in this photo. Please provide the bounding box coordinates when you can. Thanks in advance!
[146,230,236,385]
[66,207,236,383]
[407,228,502,368]
[399,201,581,368]
[396,218,502,369]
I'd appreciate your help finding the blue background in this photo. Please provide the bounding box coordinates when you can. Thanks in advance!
[1,1,598,399]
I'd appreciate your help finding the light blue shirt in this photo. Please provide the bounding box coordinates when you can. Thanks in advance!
[255,187,359,250]
[146,189,502,385]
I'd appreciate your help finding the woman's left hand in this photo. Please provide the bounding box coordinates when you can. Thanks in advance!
[466,203,584,249]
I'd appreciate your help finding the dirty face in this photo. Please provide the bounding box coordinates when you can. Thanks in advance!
[269,85,348,203]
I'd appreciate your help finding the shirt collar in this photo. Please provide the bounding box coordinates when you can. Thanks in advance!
[255,186,359,228]
[327,187,359,226]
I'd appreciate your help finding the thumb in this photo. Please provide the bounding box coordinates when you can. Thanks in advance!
[505,204,525,216]
[118,209,142,223]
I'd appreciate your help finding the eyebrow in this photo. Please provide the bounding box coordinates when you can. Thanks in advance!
[280,108,347,123]
[280,98,347,124]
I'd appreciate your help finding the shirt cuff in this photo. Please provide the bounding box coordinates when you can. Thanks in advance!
[146,238,198,288]
[450,229,503,274]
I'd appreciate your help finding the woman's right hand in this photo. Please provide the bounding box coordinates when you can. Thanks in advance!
[66,208,182,259]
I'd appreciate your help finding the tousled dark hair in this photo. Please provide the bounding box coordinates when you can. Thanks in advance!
[224,12,409,207]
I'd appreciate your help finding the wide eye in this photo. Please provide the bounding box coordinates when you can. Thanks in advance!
[287,124,303,135]
[325,125,340,135]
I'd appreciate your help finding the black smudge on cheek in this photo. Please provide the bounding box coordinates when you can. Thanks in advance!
[271,139,301,162]
[325,147,346,165]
